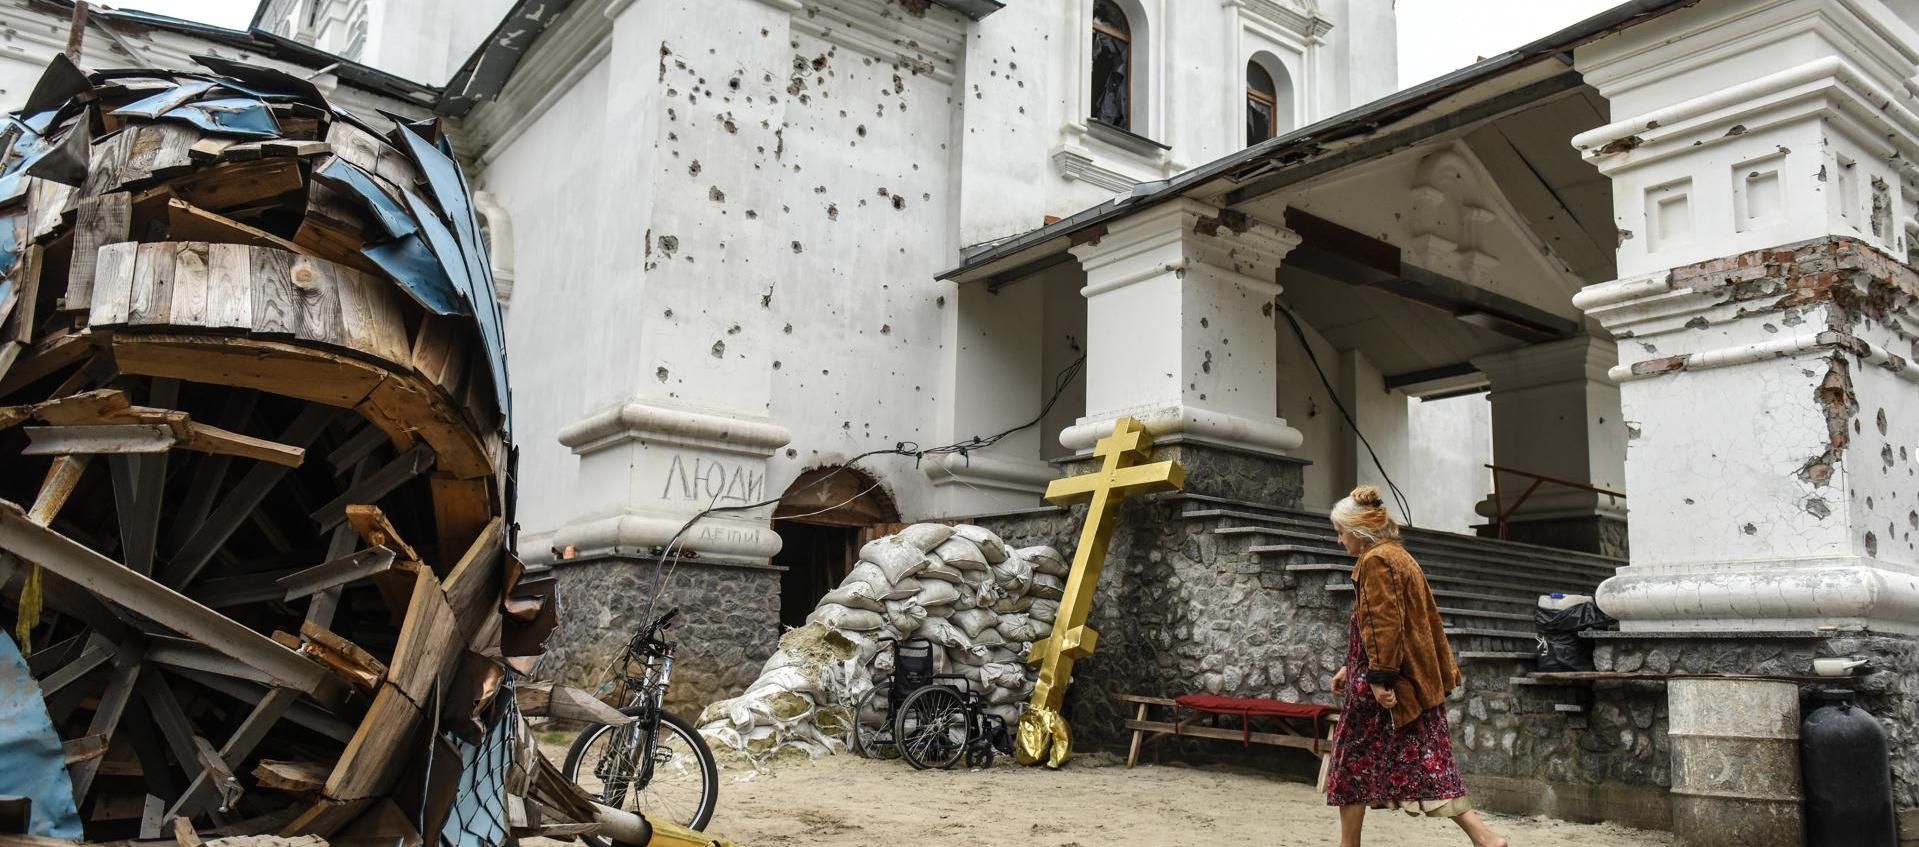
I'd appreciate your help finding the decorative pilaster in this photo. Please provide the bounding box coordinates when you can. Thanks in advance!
[1572,0,1919,634]
[1065,198,1307,502]
[1469,336,1628,556]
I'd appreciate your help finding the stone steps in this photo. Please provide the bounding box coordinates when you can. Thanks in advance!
[1175,494,1627,568]
[1216,521,1616,586]
[1289,562,1579,603]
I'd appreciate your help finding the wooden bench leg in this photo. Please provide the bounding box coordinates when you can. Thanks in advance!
[1126,702,1148,768]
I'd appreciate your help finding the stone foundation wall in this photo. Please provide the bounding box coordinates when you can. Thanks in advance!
[540,556,783,716]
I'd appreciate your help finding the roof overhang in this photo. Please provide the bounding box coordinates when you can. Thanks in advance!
[938,0,1703,285]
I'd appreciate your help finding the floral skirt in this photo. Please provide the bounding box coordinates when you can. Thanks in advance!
[1323,682,1469,813]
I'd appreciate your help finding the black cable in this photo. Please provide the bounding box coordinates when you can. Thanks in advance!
[1275,301,1415,528]
[637,353,1088,622]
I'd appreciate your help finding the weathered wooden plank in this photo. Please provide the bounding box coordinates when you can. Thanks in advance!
[408,313,467,392]
[309,443,435,531]
[167,241,211,325]
[161,157,304,212]
[333,263,405,364]
[5,246,41,350]
[189,137,236,162]
[62,193,130,313]
[68,657,138,802]
[169,687,301,819]
[359,376,490,479]
[23,423,173,454]
[123,123,198,183]
[127,241,176,325]
[248,245,297,337]
[441,516,505,638]
[515,683,634,726]
[297,622,385,694]
[204,243,254,330]
[342,505,419,563]
[176,422,305,468]
[112,335,384,409]
[164,404,334,588]
[276,546,396,601]
[252,760,329,794]
[88,240,138,326]
[429,475,493,574]
[29,453,90,523]
[0,509,330,692]
[280,797,373,839]
[322,682,421,801]
[167,204,311,258]
[286,255,345,348]
[384,568,459,708]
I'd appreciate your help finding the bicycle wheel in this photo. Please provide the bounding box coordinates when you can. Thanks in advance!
[851,685,901,760]
[563,707,719,831]
[896,685,968,770]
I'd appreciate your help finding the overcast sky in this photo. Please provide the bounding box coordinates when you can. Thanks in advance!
[101,0,1627,92]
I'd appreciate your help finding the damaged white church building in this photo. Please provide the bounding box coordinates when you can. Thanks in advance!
[3,0,1919,838]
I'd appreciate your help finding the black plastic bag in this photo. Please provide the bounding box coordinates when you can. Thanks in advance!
[1533,601,1616,672]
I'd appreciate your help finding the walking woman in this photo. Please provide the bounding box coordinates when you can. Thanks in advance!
[1324,486,1506,847]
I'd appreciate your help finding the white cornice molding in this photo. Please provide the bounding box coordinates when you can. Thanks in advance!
[1070,198,1298,297]
[559,397,792,457]
[790,0,966,84]
[1227,0,1334,40]
[1051,146,1142,193]
[921,451,1055,495]
[1471,335,1617,391]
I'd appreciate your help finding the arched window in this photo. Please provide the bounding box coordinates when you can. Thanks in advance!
[1091,0,1133,130]
[1247,61,1278,146]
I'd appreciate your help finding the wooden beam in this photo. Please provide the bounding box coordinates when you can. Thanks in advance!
[310,444,434,531]
[252,761,328,794]
[23,423,173,454]
[168,687,301,819]
[296,622,385,694]
[165,405,334,588]
[276,546,396,601]
[0,500,328,693]
[342,506,418,563]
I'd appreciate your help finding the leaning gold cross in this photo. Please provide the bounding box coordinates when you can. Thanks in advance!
[1017,416,1183,766]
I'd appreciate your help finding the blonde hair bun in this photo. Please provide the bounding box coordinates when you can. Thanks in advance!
[1331,485,1400,542]
[1350,485,1384,509]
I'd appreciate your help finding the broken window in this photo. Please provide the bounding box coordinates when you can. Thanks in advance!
[1091,0,1132,131]
[1247,61,1278,147]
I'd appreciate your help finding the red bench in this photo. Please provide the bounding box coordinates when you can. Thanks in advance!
[1113,693,1340,781]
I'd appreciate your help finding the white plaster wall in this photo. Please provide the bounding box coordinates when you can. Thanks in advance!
[361,0,516,85]
[1842,326,1919,571]
[1276,308,1347,510]
[1407,394,1494,534]
[482,58,611,540]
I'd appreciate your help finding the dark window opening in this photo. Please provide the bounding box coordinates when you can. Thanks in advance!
[1091,0,1132,131]
[1247,61,1278,147]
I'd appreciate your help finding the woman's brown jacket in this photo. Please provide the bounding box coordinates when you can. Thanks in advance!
[1351,540,1462,729]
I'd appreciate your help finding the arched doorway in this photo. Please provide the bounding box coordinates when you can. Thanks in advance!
[771,467,900,628]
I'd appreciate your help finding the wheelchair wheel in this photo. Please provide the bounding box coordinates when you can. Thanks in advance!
[896,685,967,770]
[965,741,994,770]
[851,685,901,760]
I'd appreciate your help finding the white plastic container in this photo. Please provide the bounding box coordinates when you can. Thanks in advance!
[1537,592,1594,610]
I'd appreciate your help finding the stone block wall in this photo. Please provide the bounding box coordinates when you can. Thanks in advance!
[539,556,783,717]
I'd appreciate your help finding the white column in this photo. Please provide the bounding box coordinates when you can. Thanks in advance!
[1470,336,1627,543]
[1573,0,1919,633]
[1063,198,1304,456]
[923,277,1058,514]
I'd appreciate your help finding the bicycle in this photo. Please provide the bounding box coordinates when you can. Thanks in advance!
[561,607,719,832]
[894,670,1016,769]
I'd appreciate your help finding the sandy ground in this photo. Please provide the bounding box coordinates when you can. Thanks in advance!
[689,751,1673,847]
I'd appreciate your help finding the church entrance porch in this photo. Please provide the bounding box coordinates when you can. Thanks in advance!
[771,467,901,630]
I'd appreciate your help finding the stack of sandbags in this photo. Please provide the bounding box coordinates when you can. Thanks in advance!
[698,523,1067,767]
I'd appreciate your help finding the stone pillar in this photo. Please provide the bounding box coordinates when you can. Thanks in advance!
[1571,0,1919,634]
[1469,336,1628,556]
[1064,198,1307,504]
[924,275,1057,514]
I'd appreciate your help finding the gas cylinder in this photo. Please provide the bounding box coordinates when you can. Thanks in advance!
[1800,689,1896,847]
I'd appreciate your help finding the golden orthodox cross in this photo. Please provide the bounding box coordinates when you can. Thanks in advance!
[1018,416,1183,766]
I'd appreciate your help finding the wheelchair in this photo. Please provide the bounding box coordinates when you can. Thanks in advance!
[850,636,1015,769]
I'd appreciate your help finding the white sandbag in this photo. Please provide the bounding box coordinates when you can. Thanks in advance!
[972,581,1003,610]
[897,522,955,552]
[1029,599,1059,623]
[931,538,987,571]
[952,590,977,612]
[993,593,1035,614]
[970,627,1007,648]
[883,598,928,634]
[946,644,991,667]
[997,613,1045,642]
[1021,545,1069,577]
[1029,572,1065,600]
[844,562,892,590]
[990,556,1035,596]
[951,608,1000,638]
[883,577,923,600]
[913,580,961,608]
[860,536,929,583]
[759,649,803,675]
[807,603,885,631]
[988,685,1028,705]
[820,582,886,612]
[986,645,1024,664]
[952,524,1011,563]
[744,665,821,699]
[981,662,1027,690]
[916,557,966,584]
[987,703,1024,726]
[919,617,973,649]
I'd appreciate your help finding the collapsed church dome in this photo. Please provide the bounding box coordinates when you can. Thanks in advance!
[0,54,556,842]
